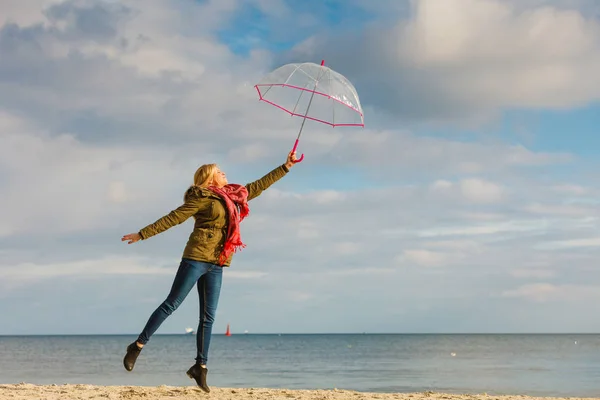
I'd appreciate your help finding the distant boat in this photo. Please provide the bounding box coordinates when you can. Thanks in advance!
[185,327,195,335]
[225,324,231,336]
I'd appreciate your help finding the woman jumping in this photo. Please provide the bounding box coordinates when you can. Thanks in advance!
[120,150,298,392]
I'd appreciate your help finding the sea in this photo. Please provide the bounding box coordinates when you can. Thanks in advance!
[1,334,599,397]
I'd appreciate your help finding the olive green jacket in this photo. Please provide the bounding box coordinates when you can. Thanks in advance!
[138,164,290,266]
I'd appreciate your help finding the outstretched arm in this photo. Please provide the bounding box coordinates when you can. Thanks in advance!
[121,191,206,244]
[245,151,297,201]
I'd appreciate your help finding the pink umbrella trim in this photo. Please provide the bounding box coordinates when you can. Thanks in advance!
[255,83,364,122]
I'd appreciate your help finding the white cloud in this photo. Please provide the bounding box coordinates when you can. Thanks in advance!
[429,177,506,204]
[331,242,361,256]
[228,143,274,163]
[501,283,600,303]
[460,178,505,204]
[551,184,590,196]
[288,0,600,122]
[540,237,600,249]
[0,0,58,26]
[501,283,561,302]
[0,0,285,154]
[417,220,550,238]
[0,225,13,238]
[430,180,452,191]
[286,291,315,302]
[401,249,447,267]
[399,239,485,268]
[0,256,171,283]
[0,112,196,236]
[107,181,129,203]
[309,190,347,204]
[329,130,571,174]
[0,255,269,293]
[324,268,395,277]
[524,203,597,217]
[226,270,268,279]
[509,269,557,279]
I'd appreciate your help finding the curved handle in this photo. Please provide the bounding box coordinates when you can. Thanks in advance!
[291,139,305,163]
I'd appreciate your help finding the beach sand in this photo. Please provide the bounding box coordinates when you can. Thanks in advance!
[1,384,598,400]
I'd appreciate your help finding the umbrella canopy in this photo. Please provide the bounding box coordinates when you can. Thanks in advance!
[255,60,364,162]
[255,61,364,127]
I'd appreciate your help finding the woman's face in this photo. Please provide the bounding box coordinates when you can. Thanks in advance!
[212,166,228,188]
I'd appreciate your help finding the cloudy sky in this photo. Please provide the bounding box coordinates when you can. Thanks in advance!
[1,0,599,335]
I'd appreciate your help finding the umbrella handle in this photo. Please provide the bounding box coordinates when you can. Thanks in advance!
[291,139,305,163]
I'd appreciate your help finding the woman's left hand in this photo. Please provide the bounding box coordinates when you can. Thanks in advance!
[285,150,298,169]
[121,232,141,244]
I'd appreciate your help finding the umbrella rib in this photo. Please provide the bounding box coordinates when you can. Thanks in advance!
[259,64,311,102]
[284,63,304,85]
[292,82,311,115]
[295,63,328,141]
[295,63,319,84]
[329,68,335,126]
[261,84,274,98]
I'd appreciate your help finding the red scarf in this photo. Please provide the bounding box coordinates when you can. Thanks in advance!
[207,184,249,265]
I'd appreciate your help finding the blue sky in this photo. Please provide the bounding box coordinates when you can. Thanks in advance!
[216,0,394,55]
[1,0,600,336]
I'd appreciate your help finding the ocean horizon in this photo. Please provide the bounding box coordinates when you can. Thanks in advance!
[1,333,598,397]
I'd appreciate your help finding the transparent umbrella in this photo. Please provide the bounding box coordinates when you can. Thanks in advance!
[254,60,364,163]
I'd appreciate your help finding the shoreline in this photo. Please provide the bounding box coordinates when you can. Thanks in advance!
[1,384,598,400]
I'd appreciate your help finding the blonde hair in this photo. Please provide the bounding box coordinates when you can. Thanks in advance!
[193,163,218,188]
[184,163,217,201]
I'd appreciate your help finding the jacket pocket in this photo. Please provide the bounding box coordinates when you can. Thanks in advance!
[188,228,220,249]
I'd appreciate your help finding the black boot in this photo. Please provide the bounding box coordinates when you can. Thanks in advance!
[123,342,142,371]
[186,364,210,393]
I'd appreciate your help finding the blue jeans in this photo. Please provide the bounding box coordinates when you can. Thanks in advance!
[137,258,223,365]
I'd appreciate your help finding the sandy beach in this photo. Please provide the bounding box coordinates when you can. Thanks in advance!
[1,384,598,400]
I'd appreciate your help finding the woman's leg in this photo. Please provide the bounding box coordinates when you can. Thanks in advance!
[195,265,223,365]
[124,259,213,372]
[137,259,210,344]
[186,265,222,392]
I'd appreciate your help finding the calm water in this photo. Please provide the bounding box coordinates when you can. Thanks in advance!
[0,334,599,397]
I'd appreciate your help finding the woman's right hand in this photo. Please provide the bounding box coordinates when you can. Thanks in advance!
[122,232,141,244]
[285,150,298,169]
